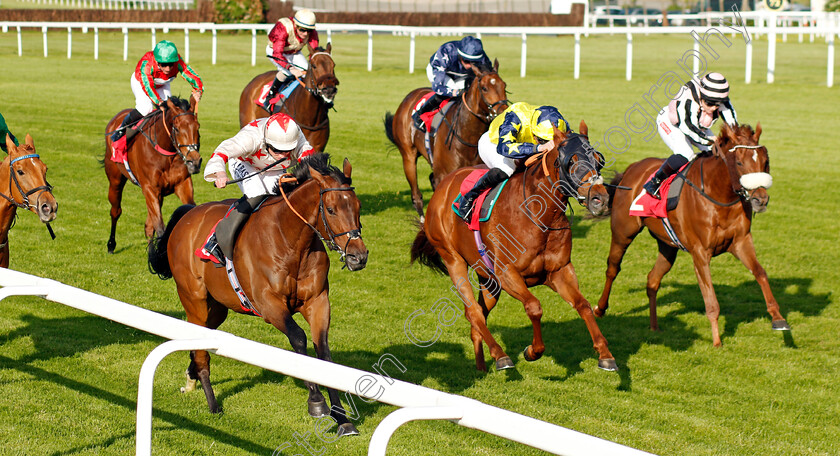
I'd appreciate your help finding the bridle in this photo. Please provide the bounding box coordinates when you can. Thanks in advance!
[279,51,337,132]
[159,108,200,162]
[0,153,53,211]
[695,141,769,205]
[460,72,509,124]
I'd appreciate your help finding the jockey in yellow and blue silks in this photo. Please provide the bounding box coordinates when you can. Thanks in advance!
[412,36,493,130]
[457,102,569,222]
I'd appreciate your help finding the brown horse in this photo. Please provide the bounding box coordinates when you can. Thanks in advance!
[147,154,367,436]
[384,60,509,221]
[410,122,617,372]
[0,134,57,268]
[239,44,338,153]
[104,96,201,253]
[595,123,789,346]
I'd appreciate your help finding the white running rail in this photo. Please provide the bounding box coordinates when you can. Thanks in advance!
[0,268,657,456]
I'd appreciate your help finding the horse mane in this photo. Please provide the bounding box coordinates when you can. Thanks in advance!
[164,96,191,113]
[273,153,350,195]
[312,46,328,54]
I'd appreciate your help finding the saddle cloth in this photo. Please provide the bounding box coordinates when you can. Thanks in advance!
[110,117,149,165]
[413,92,452,132]
[452,169,509,231]
[256,79,301,108]
[629,162,690,218]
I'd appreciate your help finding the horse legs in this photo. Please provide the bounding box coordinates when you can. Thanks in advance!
[546,263,617,371]
[305,293,360,437]
[279,313,332,418]
[401,149,425,221]
[729,234,790,331]
[595,221,642,317]
[689,249,724,346]
[472,274,501,372]
[180,290,229,413]
[0,242,8,268]
[106,169,127,254]
[173,178,196,205]
[646,240,679,331]
[141,187,165,240]
[497,269,547,363]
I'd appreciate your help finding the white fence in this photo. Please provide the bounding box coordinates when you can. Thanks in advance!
[1,15,839,86]
[11,0,194,10]
[0,268,656,456]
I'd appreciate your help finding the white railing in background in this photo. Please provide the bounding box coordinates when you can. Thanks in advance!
[0,268,657,456]
[1,16,839,86]
[13,0,194,10]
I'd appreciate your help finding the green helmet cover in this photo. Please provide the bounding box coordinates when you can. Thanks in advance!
[153,40,179,64]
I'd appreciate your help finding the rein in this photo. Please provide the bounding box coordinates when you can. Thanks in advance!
[682,142,766,207]
[521,150,570,231]
[439,77,509,150]
[138,108,199,162]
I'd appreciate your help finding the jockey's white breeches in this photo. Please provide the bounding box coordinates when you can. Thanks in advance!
[478,132,517,177]
[266,46,309,79]
[131,74,170,116]
[656,108,712,160]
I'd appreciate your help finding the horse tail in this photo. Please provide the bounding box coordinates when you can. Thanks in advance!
[148,204,195,280]
[607,172,624,209]
[410,222,447,275]
[383,112,397,147]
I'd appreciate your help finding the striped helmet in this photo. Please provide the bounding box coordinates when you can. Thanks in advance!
[456,36,485,63]
[294,9,317,30]
[699,72,730,104]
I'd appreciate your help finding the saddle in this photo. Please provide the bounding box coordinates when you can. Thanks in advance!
[256,79,301,113]
[451,169,509,231]
[413,93,455,164]
[630,160,693,218]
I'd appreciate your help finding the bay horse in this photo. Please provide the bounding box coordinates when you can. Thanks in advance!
[148,154,367,436]
[384,60,509,221]
[595,123,789,346]
[103,96,201,253]
[0,134,57,268]
[410,121,618,372]
[239,44,338,153]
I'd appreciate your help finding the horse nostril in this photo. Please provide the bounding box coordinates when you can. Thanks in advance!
[40,204,52,215]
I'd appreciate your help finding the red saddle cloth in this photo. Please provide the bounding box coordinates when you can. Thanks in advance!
[453,169,493,231]
[413,92,451,131]
[110,118,147,165]
[628,172,680,218]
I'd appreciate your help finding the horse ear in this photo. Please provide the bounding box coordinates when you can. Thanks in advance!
[326,42,332,54]
[190,94,198,112]
[4,134,14,153]
[753,122,762,142]
[309,166,328,187]
[24,133,33,148]
[493,58,499,72]
[578,120,588,137]
[343,157,352,179]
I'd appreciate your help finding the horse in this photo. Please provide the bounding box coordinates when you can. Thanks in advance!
[410,121,618,372]
[0,134,57,268]
[384,60,509,221]
[103,96,201,253]
[595,123,789,347]
[147,153,367,436]
[239,44,338,153]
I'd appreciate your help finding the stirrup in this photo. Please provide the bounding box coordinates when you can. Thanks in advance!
[204,235,226,267]
[643,181,661,199]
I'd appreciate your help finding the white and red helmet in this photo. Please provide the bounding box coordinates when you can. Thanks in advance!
[264,113,300,151]
[699,72,730,104]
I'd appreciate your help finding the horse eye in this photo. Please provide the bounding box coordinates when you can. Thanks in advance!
[326,207,335,215]
[16,169,24,176]
[736,161,743,166]
[481,86,488,92]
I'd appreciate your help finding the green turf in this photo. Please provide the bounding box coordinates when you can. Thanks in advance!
[0,29,838,455]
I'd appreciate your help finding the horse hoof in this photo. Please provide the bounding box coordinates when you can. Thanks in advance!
[419,216,425,225]
[209,404,223,414]
[771,319,791,331]
[593,306,605,318]
[336,422,359,437]
[597,358,618,372]
[495,356,515,370]
[308,400,330,418]
[522,346,542,362]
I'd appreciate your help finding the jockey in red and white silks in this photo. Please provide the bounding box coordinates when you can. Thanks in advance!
[262,9,320,111]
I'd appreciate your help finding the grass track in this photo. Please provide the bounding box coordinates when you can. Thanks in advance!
[0,30,838,455]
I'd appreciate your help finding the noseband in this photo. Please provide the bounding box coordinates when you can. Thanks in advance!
[1,153,53,211]
[161,109,200,163]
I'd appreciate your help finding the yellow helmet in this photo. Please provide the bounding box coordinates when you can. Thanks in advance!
[530,106,567,141]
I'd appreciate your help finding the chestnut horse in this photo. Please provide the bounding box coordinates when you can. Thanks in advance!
[239,44,338,153]
[411,121,618,372]
[595,123,789,346]
[104,96,201,253]
[0,134,57,268]
[384,60,509,221]
[148,154,367,436]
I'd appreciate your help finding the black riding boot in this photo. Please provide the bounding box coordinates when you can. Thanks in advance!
[262,77,287,112]
[457,168,509,223]
[112,109,143,142]
[412,94,445,131]
[643,154,689,199]
[203,195,267,265]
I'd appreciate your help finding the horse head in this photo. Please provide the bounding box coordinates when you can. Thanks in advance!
[306,155,367,271]
[715,122,771,213]
[4,134,56,222]
[548,120,609,216]
[163,97,202,175]
[465,59,509,123]
[306,43,339,105]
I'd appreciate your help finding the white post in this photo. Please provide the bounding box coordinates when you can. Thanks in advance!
[94,27,99,60]
[211,28,217,65]
[42,26,48,58]
[692,39,699,76]
[574,33,580,80]
[828,32,835,88]
[367,29,373,72]
[767,15,776,83]
[151,28,155,48]
[327,29,331,44]
[122,27,128,61]
[251,29,256,66]
[745,38,752,84]
[409,31,415,74]
[184,28,189,63]
[520,33,527,78]
[17,26,22,57]
[625,32,632,81]
[67,27,72,59]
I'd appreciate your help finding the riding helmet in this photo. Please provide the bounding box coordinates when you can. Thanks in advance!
[699,72,730,104]
[153,40,179,64]
[457,36,485,62]
[264,113,300,151]
[294,9,317,30]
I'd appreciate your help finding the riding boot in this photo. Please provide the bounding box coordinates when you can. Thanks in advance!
[457,168,509,223]
[206,195,268,264]
[643,154,689,199]
[412,94,445,131]
[262,76,287,112]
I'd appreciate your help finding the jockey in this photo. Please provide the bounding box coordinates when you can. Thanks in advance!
[263,9,319,112]
[644,72,738,199]
[0,111,18,153]
[111,40,203,156]
[202,113,315,265]
[412,36,493,131]
[457,102,570,222]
